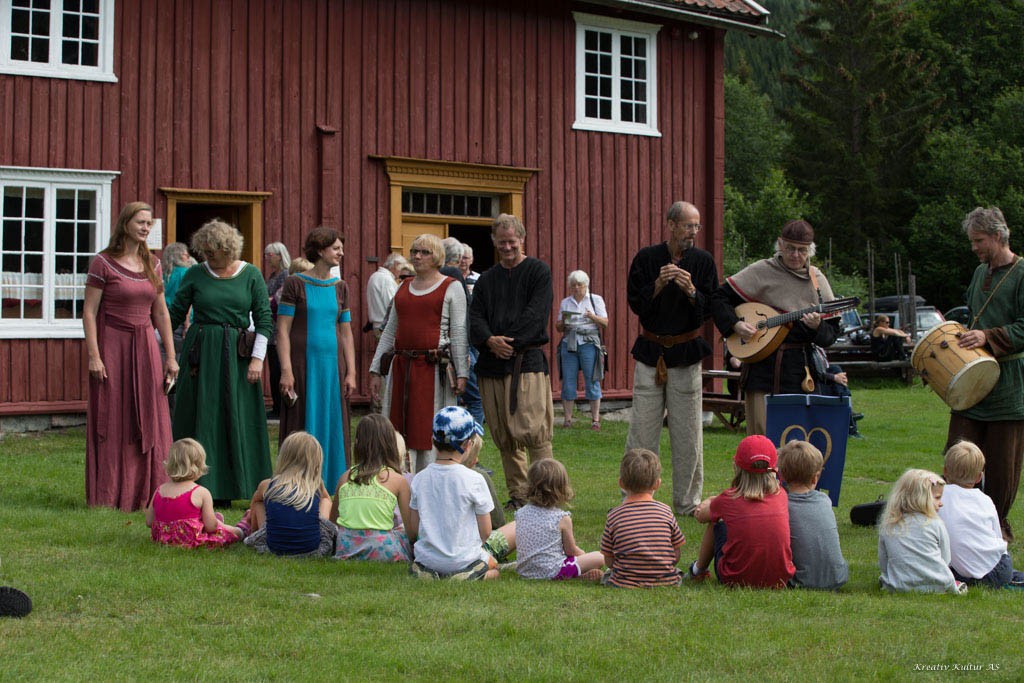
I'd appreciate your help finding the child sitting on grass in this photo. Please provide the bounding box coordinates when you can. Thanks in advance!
[688,435,795,589]
[146,438,243,548]
[516,459,604,581]
[463,433,505,531]
[408,406,516,580]
[878,468,965,594]
[244,431,337,558]
[777,440,848,590]
[332,414,412,562]
[600,448,684,587]
[939,441,1024,589]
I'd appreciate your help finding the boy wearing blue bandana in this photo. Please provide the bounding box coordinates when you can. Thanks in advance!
[408,406,517,580]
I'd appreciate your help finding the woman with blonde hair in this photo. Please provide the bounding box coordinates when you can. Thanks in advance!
[368,234,469,472]
[83,201,177,511]
[168,219,273,504]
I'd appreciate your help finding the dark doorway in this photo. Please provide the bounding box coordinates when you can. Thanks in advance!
[176,204,242,260]
[449,224,495,273]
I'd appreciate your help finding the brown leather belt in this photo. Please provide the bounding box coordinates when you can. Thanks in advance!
[510,344,544,415]
[641,329,701,348]
[641,328,701,385]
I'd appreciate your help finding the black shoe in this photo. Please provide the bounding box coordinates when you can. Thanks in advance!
[0,587,32,618]
[849,431,865,440]
[852,412,864,422]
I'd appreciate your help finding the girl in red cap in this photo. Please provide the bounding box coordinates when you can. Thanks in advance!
[687,435,796,588]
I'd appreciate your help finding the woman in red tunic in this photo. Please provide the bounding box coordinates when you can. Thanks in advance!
[83,202,178,511]
[369,234,468,472]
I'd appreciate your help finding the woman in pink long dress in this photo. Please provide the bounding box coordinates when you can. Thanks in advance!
[83,202,178,511]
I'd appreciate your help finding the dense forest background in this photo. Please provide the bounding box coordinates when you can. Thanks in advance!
[723,0,1024,311]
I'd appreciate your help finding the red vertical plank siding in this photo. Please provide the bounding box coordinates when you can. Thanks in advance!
[229,0,249,190]
[136,2,157,203]
[172,0,193,187]
[0,78,12,162]
[10,341,29,403]
[0,0,729,411]
[66,82,83,168]
[47,81,67,167]
[29,81,50,167]
[247,2,265,194]
[0,342,10,403]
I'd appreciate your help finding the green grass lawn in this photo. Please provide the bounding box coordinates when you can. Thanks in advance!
[2,381,1023,681]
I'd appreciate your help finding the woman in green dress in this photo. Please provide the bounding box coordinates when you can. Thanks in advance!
[169,219,273,502]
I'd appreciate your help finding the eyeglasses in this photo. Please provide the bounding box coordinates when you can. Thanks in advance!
[782,244,810,256]
[409,248,431,256]
[676,222,701,232]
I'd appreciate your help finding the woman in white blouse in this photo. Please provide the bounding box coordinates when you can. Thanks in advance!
[555,270,608,430]
[369,234,468,471]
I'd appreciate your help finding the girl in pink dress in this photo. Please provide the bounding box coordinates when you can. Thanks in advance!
[146,439,243,548]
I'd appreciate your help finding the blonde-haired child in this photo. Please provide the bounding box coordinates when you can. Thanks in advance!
[462,433,505,530]
[690,435,794,588]
[332,415,412,562]
[878,468,965,593]
[244,431,336,557]
[777,440,848,590]
[516,459,604,580]
[146,438,243,547]
[940,442,1024,589]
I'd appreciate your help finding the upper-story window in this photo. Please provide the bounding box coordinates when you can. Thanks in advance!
[0,0,116,82]
[573,12,660,137]
[0,166,118,339]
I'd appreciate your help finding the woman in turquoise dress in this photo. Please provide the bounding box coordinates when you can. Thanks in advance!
[169,220,273,502]
[277,227,356,490]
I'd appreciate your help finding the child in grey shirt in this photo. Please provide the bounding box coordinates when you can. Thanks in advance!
[777,441,849,590]
[877,469,966,594]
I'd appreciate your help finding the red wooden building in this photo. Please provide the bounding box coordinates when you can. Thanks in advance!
[0,0,775,420]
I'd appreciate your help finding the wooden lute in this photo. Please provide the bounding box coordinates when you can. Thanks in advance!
[726,297,861,363]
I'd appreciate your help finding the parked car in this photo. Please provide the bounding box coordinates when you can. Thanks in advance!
[836,308,871,346]
[944,306,970,325]
[872,294,927,312]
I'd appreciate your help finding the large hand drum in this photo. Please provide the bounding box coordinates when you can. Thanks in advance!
[911,322,999,411]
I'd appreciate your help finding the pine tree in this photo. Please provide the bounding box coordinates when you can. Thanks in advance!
[784,0,940,274]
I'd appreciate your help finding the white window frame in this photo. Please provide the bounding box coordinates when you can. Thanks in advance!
[0,166,118,339]
[572,12,660,137]
[0,0,117,82]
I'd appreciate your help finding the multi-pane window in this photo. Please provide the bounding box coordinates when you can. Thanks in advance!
[0,0,116,81]
[0,167,116,338]
[574,13,660,137]
[402,190,497,219]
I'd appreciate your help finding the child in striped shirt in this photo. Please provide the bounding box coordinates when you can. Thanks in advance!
[600,448,685,587]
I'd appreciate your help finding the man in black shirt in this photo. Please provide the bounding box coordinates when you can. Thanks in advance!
[470,214,554,509]
[625,201,718,516]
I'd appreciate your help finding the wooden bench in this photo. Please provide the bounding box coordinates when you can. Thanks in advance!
[702,370,745,431]
[838,359,915,383]
[827,344,915,383]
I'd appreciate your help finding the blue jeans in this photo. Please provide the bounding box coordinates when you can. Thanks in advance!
[461,346,485,428]
[560,341,602,401]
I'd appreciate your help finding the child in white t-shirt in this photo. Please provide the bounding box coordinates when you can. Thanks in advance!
[940,441,1024,589]
[408,406,516,580]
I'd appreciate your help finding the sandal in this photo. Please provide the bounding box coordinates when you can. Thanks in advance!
[561,419,573,429]
[591,420,601,431]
